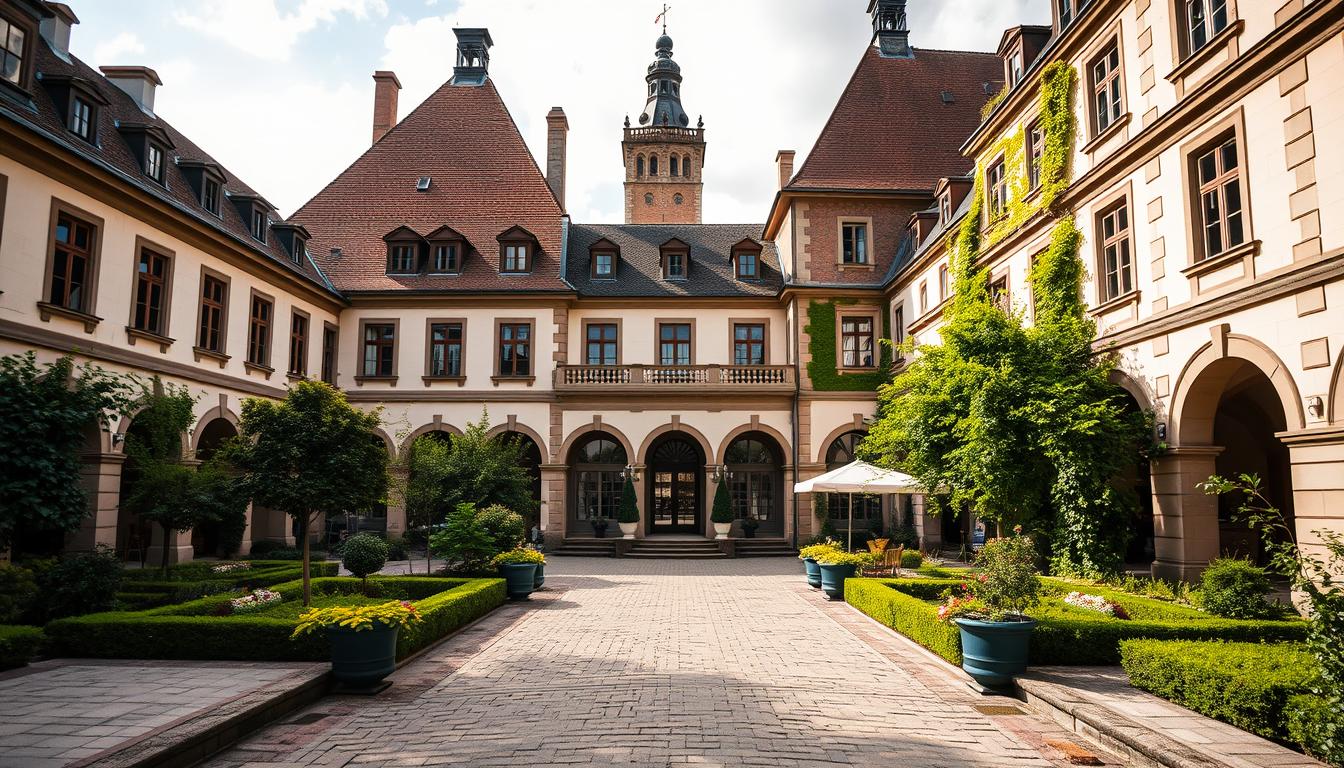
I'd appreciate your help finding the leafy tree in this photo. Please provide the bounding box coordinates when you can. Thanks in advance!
[437,411,538,520]
[225,381,388,605]
[618,477,639,524]
[396,435,453,574]
[428,503,496,573]
[341,533,388,592]
[475,505,526,554]
[0,353,137,552]
[120,383,207,573]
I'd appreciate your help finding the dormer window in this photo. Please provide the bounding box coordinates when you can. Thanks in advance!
[178,160,226,217]
[503,244,528,272]
[390,245,417,273]
[731,239,762,281]
[666,252,686,279]
[659,238,691,280]
[939,194,952,223]
[384,226,425,275]
[496,225,539,274]
[425,226,467,275]
[1007,48,1024,87]
[250,208,267,242]
[594,252,615,277]
[145,143,164,183]
[1,14,30,89]
[433,244,459,273]
[202,177,221,215]
[69,96,93,139]
[271,223,310,266]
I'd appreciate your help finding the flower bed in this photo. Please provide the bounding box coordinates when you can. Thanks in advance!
[116,560,339,609]
[44,576,505,662]
[230,589,283,614]
[846,577,1308,665]
[0,625,43,670]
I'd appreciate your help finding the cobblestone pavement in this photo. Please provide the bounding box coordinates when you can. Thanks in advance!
[206,557,1117,767]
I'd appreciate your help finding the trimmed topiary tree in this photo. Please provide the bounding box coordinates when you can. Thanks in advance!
[618,477,639,525]
[711,482,733,526]
[341,533,388,592]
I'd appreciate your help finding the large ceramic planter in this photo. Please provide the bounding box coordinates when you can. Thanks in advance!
[803,557,821,589]
[533,562,545,589]
[818,563,857,600]
[499,563,538,600]
[713,522,732,540]
[326,623,399,690]
[618,521,638,539]
[954,617,1037,690]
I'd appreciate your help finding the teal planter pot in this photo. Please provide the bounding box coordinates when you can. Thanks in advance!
[500,563,538,600]
[326,623,399,690]
[818,563,856,600]
[803,558,821,589]
[954,617,1037,690]
[533,562,545,589]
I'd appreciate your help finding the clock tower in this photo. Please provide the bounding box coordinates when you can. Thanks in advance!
[622,31,705,224]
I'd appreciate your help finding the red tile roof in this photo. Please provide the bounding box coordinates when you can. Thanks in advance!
[787,47,1003,193]
[294,80,569,294]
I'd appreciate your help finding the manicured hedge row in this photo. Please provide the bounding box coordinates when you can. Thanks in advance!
[847,578,1309,666]
[116,561,339,609]
[0,625,43,670]
[45,576,504,662]
[1120,639,1323,749]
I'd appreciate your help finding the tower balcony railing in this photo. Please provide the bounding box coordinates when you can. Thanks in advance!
[555,364,792,393]
[623,126,704,143]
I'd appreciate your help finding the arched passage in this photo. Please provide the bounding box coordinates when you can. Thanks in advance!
[495,429,544,526]
[567,432,628,537]
[645,431,705,535]
[723,431,786,537]
[191,417,239,558]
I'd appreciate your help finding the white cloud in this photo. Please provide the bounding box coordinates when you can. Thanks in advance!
[91,32,145,66]
[174,0,389,61]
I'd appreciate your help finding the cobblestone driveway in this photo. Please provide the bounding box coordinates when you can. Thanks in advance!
[206,557,1108,767]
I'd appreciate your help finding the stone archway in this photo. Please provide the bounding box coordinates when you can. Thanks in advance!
[644,431,707,536]
[191,417,240,558]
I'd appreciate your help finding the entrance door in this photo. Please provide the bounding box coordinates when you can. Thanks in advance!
[648,436,703,534]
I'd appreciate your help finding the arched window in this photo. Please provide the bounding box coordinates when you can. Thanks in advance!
[670,156,679,177]
[636,155,645,178]
[649,154,659,176]
[725,434,782,531]
[683,155,692,177]
[825,431,881,524]
[570,434,627,524]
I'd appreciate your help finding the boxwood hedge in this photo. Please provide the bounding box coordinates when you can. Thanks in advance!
[0,625,43,670]
[847,577,1308,665]
[46,575,505,662]
[116,561,339,609]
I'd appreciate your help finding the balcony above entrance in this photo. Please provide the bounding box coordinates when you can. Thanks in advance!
[555,364,793,394]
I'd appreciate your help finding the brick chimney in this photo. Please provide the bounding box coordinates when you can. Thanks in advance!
[100,66,162,116]
[40,2,79,61]
[546,107,568,209]
[371,71,401,145]
[776,150,796,190]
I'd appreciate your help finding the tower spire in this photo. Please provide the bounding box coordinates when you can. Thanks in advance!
[656,4,670,34]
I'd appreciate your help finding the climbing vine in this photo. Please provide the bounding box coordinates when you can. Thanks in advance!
[804,298,892,392]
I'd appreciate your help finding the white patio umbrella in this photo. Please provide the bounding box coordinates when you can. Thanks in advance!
[794,460,923,551]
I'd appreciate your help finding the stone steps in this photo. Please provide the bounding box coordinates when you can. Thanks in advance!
[629,539,727,559]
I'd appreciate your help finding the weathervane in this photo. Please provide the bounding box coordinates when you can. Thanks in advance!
[655,3,671,34]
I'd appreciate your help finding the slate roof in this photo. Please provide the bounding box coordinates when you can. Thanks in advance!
[567,224,781,298]
[292,79,569,294]
[787,47,1003,192]
[0,37,336,295]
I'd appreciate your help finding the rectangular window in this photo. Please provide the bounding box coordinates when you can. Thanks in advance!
[202,177,221,216]
[987,160,1008,220]
[939,194,952,223]
[247,294,272,367]
[1091,41,1123,135]
[431,244,459,273]
[503,244,529,273]
[321,324,337,384]
[250,209,267,242]
[1097,202,1133,302]
[736,252,759,279]
[658,323,692,365]
[1186,0,1229,55]
[733,323,765,366]
[198,274,227,353]
[49,213,96,313]
[990,274,1010,311]
[841,222,868,264]
[893,306,905,362]
[498,323,531,377]
[389,244,416,273]
[429,322,464,377]
[1008,49,1024,87]
[68,97,92,139]
[1027,122,1044,191]
[288,312,308,376]
[362,323,395,378]
[594,252,614,277]
[1195,134,1244,260]
[145,143,164,184]
[131,248,169,335]
[1059,0,1074,27]
[840,316,875,368]
[919,282,928,313]
[585,323,618,366]
[665,252,687,279]
[938,264,949,301]
[1,16,27,86]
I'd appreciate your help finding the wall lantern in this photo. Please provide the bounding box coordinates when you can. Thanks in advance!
[1306,396,1325,419]
[621,464,641,482]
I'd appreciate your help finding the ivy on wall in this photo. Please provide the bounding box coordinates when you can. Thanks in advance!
[804,298,892,392]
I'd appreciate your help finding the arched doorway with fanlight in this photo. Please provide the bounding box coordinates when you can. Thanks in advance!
[568,432,627,537]
[825,430,883,542]
[724,432,785,537]
[646,433,705,535]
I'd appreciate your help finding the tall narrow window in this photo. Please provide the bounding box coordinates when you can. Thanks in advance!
[649,155,659,176]
[288,312,308,376]
[498,323,531,377]
[840,316,875,368]
[637,156,645,177]
[893,306,906,362]
[1059,0,1074,27]
[1007,49,1024,87]
[987,160,1008,220]
[250,209,267,242]
[0,16,27,86]
[939,194,952,223]
[841,222,868,264]
[1027,122,1044,191]
[198,275,227,353]
[1091,41,1123,135]
[388,244,416,273]
[919,282,929,313]
[202,177,221,216]
[321,325,337,384]
[247,294,272,368]
[670,155,680,176]
[68,97,92,140]
[658,323,691,365]
[131,248,169,335]
[1185,0,1229,55]
[362,323,395,378]
[938,264,950,301]
[145,143,164,184]
[733,323,765,366]
[1098,201,1133,301]
[586,323,618,366]
[683,155,692,176]
[431,244,459,273]
[1195,134,1244,260]
[49,213,96,313]
[429,322,463,377]
[990,275,1010,311]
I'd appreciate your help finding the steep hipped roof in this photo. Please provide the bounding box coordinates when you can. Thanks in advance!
[293,79,568,294]
[786,47,1003,192]
[567,224,781,298]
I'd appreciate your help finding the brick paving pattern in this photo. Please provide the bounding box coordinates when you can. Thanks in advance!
[206,557,1116,767]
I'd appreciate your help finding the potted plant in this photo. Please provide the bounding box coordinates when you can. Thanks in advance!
[812,549,874,600]
[711,482,734,539]
[591,515,609,538]
[530,547,547,589]
[292,600,421,691]
[491,548,544,600]
[617,477,640,539]
[798,542,837,589]
[937,526,1041,692]
[741,514,760,539]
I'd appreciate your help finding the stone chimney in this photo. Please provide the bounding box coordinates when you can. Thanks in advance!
[100,66,162,116]
[775,150,796,190]
[371,70,401,145]
[40,2,79,61]
[546,107,568,209]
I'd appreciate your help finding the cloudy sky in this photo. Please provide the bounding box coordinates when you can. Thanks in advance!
[71,0,1046,223]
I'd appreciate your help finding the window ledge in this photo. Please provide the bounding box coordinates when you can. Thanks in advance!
[1089,289,1141,317]
[1166,20,1245,85]
[491,376,536,386]
[1082,112,1131,155]
[192,346,230,368]
[353,375,398,386]
[834,366,879,375]
[125,326,175,353]
[286,372,307,382]
[244,361,275,379]
[37,302,101,333]
[426,271,462,277]
[499,271,533,277]
[837,263,875,271]
[422,375,467,386]
[1181,240,1260,280]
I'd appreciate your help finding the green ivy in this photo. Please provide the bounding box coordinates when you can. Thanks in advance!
[804,298,892,391]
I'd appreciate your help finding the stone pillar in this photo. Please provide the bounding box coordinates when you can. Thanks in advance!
[254,507,296,547]
[1150,446,1224,581]
[1279,427,1344,567]
[235,502,254,557]
[67,452,126,552]
[146,526,194,566]
[540,464,567,548]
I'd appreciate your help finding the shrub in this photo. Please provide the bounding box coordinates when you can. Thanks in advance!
[33,546,123,621]
[342,534,389,585]
[430,504,497,573]
[1200,558,1272,619]
[0,625,43,670]
[249,540,287,556]
[385,537,410,562]
[846,579,961,664]
[0,564,38,624]
[1121,639,1320,746]
[475,505,526,554]
[711,482,733,525]
[900,550,924,569]
[1286,693,1340,764]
